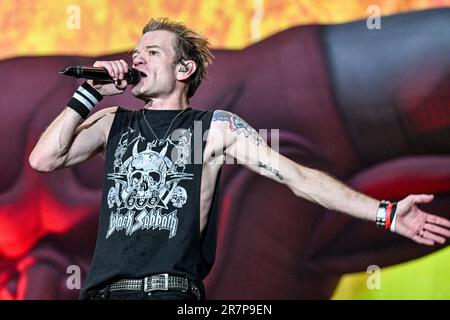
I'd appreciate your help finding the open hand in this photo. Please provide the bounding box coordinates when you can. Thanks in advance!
[394,194,450,245]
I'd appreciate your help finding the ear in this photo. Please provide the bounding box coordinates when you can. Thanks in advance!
[176,60,197,81]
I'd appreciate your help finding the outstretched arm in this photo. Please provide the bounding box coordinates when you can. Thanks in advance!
[211,110,450,245]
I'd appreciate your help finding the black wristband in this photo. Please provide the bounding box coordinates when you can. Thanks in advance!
[67,81,103,119]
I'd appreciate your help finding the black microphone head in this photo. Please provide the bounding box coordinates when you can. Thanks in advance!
[126,68,146,85]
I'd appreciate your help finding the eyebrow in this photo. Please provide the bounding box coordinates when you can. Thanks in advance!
[129,45,163,56]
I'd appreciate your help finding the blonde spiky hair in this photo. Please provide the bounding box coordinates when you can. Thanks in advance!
[142,18,214,99]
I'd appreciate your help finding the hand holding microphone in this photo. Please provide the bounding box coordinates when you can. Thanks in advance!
[60,60,146,96]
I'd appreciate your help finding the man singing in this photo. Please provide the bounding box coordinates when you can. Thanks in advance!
[29,18,450,300]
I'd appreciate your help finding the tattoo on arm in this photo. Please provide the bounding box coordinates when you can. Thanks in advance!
[212,110,265,146]
[257,161,284,181]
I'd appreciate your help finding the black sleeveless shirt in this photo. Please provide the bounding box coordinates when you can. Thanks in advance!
[79,107,222,299]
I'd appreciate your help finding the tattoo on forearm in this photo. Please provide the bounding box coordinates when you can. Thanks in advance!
[212,110,265,146]
[257,161,283,180]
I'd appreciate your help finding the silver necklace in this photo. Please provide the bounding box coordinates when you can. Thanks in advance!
[142,107,188,145]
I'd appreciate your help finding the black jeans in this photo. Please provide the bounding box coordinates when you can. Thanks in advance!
[86,287,200,300]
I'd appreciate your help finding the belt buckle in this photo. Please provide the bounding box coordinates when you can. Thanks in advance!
[144,273,169,292]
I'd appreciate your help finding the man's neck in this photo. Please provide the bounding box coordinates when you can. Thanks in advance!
[143,96,189,111]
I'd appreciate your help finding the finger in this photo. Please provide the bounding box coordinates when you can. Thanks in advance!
[102,63,115,78]
[119,59,129,73]
[424,223,450,237]
[412,235,435,246]
[113,60,125,80]
[93,60,103,68]
[93,61,115,78]
[426,214,450,228]
[109,62,120,80]
[422,231,446,244]
[412,194,434,204]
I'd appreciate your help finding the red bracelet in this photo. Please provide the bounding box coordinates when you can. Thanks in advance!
[385,202,393,230]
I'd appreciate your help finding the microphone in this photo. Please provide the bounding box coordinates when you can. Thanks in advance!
[59,66,146,85]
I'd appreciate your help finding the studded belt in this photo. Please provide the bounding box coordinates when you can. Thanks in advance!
[107,273,202,300]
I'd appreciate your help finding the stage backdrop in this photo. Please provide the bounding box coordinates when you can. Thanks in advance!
[0,1,450,299]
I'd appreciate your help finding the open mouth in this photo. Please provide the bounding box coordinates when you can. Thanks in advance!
[133,71,147,86]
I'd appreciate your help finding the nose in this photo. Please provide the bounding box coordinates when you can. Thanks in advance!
[132,55,145,67]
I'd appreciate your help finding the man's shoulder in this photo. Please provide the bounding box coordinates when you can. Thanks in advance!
[209,109,232,130]
[210,109,249,130]
[81,106,127,140]
[87,106,120,123]
[75,106,119,134]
